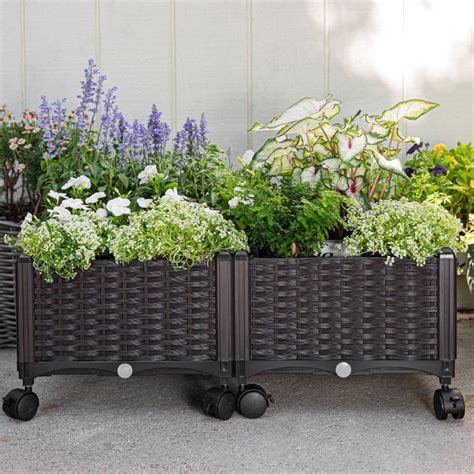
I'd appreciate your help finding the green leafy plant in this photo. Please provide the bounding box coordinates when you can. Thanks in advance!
[218,171,346,257]
[108,193,248,268]
[395,143,474,228]
[343,199,465,266]
[249,97,439,208]
[6,212,111,282]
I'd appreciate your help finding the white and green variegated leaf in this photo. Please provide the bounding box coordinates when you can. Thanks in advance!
[250,97,341,131]
[320,157,342,171]
[332,174,349,192]
[370,146,408,179]
[392,127,421,144]
[313,121,339,140]
[313,143,331,157]
[367,133,386,145]
[378,99,439,123]
[277,117,323,136]
[363,114,391,137]
[269,148,294,176]
[292,167,303,183]
[253,137,293,162]
[337,133,367,162]
[301,166,317,185]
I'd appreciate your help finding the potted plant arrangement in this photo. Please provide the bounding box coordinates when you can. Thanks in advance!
[0,106,43,347]
[2,62,468,422]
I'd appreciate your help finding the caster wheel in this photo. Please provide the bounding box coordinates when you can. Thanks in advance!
[237,384,273,419]
[3,389,39,421]
[202,387,236,421]
[433,388,465,421]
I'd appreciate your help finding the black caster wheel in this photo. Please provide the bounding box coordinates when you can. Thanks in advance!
[433,387,465,420]
[3,388,39,421]
[202,386,236,421]
[237,384,273,419]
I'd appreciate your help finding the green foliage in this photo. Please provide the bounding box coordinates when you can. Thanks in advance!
[395,143,474,227]
[344,199,465,266]
[220,171,346,257]
[249,97,439,208]
[108,195,248,268]
[6,213,110,282]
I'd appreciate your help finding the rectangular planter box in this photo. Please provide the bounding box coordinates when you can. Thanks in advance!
[234,251,457,383]
[15,253,234,384]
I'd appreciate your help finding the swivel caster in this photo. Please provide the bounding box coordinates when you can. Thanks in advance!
[237,384,273,419]
[3,388,39,421]
[433,387,465,420]
[202,386,236,421]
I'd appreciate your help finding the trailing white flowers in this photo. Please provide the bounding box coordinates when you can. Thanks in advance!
[109,197,248,269]
[343,199,465,265]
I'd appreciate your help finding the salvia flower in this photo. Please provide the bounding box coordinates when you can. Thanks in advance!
[174,113,209,159]
[147,104,170,154]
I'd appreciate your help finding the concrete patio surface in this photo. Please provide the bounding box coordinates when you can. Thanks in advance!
[1,319,473,473]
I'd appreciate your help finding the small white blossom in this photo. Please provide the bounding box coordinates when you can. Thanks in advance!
[61,198,88,210]
[241,150,254,166]
[48,190,68,201]
[228,197,240,209]
[21,212,33,229]
[48,206,72,218]
[138,165,158,185]
[203,208,219,215]
[162,188,185,202]
[95,208,108,219]
[106,197,131,216]
[85,192,106,204]
[137,197,153,209]
[62,175,91,191]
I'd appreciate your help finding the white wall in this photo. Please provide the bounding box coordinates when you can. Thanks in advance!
[1,0,473,159]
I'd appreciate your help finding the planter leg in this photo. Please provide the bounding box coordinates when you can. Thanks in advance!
[2,385,39,421]
[236,384,274,419]
[433,385,465,420]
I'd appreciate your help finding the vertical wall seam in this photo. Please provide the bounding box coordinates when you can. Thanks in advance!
[95,0,101,68]
[324,0,329,96]
[401,0,407,140]
[246,0,253,150]
[19,0,26,110]
[170,0,177,133]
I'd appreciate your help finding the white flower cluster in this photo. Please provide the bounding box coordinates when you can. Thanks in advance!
[344,199,465,265]
[228,186,255,209]
[109,195,248,268]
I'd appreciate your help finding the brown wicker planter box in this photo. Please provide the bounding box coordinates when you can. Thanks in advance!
[0,221,20,348]
[233,250,464,420]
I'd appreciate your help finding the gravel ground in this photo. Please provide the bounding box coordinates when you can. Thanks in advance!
[0,319,473,473]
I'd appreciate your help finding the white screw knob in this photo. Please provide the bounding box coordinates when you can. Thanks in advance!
[117,363,133,379]
[335,362,352,378]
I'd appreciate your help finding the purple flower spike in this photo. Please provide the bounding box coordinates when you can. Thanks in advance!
[429,164,447,177]
[147,104,170,154]
[38,96,69,158]
[174,114,209,160]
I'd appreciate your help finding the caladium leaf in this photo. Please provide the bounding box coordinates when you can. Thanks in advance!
[364,114,391,137]
[250,97,341,131]
[332,174,349,192]
[313,121,339,140]
[253,137,293,162]
[367,133,386,145]
[337,133,367,162]
[320,157,342,170]
[378,99,439,123]
[301,166,317,185]
[392,127,421,144]
[370,146,408,179]
[269,148,294,175]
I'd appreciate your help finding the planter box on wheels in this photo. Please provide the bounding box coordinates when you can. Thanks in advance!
[233,250,465,420]
[3,253,236,421]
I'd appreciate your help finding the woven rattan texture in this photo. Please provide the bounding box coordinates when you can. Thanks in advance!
[33,260,217,362]
[0,221,20,348]
[249,258,439,361]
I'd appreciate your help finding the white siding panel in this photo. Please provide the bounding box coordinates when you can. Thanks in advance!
[403,0,473,147]
[252,0,326,151]
[100,0,172,125]
[24,0,96,109]
[328,0,404,119]
[0,0,23,116]
[175,0,248,158]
